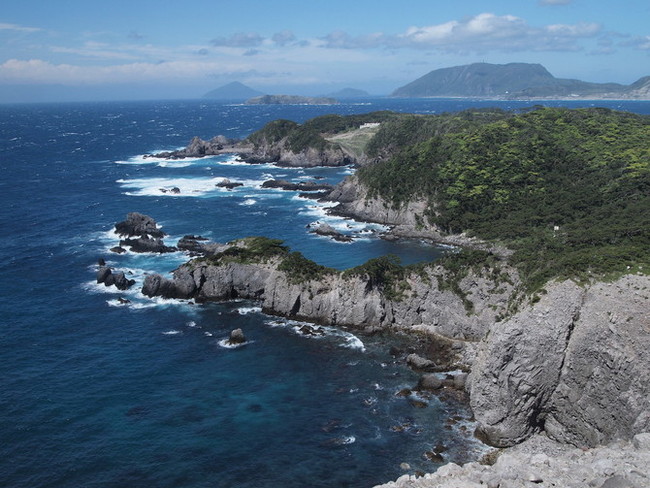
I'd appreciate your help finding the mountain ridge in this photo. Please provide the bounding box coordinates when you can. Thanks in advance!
[392,62,649,99]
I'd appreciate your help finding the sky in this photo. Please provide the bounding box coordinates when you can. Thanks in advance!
[1,0,648,102]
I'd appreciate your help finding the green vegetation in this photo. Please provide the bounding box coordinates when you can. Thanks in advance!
[359,107,650,291]
[278,251,336,284]
[246,111,399,155]
[207,236,289,265]
[343,255,414,301]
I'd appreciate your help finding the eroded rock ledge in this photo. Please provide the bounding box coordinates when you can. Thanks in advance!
[139,228,650,453]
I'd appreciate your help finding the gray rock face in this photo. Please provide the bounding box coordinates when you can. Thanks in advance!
[115,212,165,238]
[470,275,650,448]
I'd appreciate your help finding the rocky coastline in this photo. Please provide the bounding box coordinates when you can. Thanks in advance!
[113,121,649,486]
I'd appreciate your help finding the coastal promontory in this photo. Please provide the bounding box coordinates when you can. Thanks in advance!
[137,105,649,485]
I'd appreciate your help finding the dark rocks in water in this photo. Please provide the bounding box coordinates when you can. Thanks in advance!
[115,212,165,238]
[227,328,246,345]
[177,235,225,256]
[98,257,106,266]
[97,266,135,290]
[261,179,334,192]
[149,135,236,160]
[309,223,353,242]
[216,178,243,190]
[297,324,325,336]
[120,236,177,254]
[110,246,127,254]
[423,450,445,463]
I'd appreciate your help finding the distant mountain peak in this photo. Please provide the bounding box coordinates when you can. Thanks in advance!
[203,82,264,100]
[391,62,641,99]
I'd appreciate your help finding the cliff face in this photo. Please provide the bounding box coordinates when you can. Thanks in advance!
[244,139,353,167]
[141,226,650,450]
[143,255,516,341]
[470,274,650,448]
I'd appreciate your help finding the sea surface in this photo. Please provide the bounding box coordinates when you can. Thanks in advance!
[1,97,649,488]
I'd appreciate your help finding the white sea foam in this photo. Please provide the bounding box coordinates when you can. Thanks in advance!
[162,330,182,335]
[117,176,228,197]
[240,199,256,206]
[236,306,262,315]
[263,318,366,351]
[218,338,249,349]
[186,321,198,328]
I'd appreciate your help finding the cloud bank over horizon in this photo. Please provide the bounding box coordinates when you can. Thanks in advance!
[0,1,648,101]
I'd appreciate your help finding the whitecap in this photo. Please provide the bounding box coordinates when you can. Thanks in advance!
[218,338,250,349]
[117,176,231,197]
[162,330,182,335]
[236,306,262,315]
[186,321,198,328]
[240,199,256,206]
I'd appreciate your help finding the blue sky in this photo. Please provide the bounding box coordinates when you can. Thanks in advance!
[1,0,648,101]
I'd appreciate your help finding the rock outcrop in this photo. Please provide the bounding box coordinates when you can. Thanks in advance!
[469,274,650,448]
[148,136,244,160]
[142,251,516,341]
[114,213,176,253]
[96,266,135,290]
[373,433,650,488]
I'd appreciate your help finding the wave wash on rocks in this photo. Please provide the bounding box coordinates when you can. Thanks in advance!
[140,223,650,452]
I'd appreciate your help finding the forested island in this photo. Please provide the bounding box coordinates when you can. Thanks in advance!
[141,106,650,487]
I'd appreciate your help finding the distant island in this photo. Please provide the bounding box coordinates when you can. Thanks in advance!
[245,94,339,105]
[392,62,650,99]
[203,81,264,100]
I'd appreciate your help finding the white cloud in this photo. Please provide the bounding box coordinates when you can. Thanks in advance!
[0,22,42,33]
[0,58,254,84]
[321,13,602,53]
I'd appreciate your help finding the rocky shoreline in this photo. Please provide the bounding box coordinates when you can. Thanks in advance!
[105,139,650,486]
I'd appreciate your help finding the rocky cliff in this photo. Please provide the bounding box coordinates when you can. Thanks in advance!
[142,247,516,342]
[326,177,650,449]
[142,231,650,451]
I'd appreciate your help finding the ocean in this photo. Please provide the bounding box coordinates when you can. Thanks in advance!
[1,97,649,488]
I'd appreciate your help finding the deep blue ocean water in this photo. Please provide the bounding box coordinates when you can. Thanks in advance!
[1,98,649,488]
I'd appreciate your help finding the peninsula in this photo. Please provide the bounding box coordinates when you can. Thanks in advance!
[141,107,650,486]
[392,62,650,100]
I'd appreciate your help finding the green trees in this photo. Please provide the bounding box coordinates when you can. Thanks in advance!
[359,107,650,290]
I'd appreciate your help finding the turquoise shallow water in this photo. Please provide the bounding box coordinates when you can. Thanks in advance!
[1,98,648,487]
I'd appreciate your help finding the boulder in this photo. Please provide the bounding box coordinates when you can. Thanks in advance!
[406,353,437,371]
[227,328,246,345]
[417,373,443,390]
